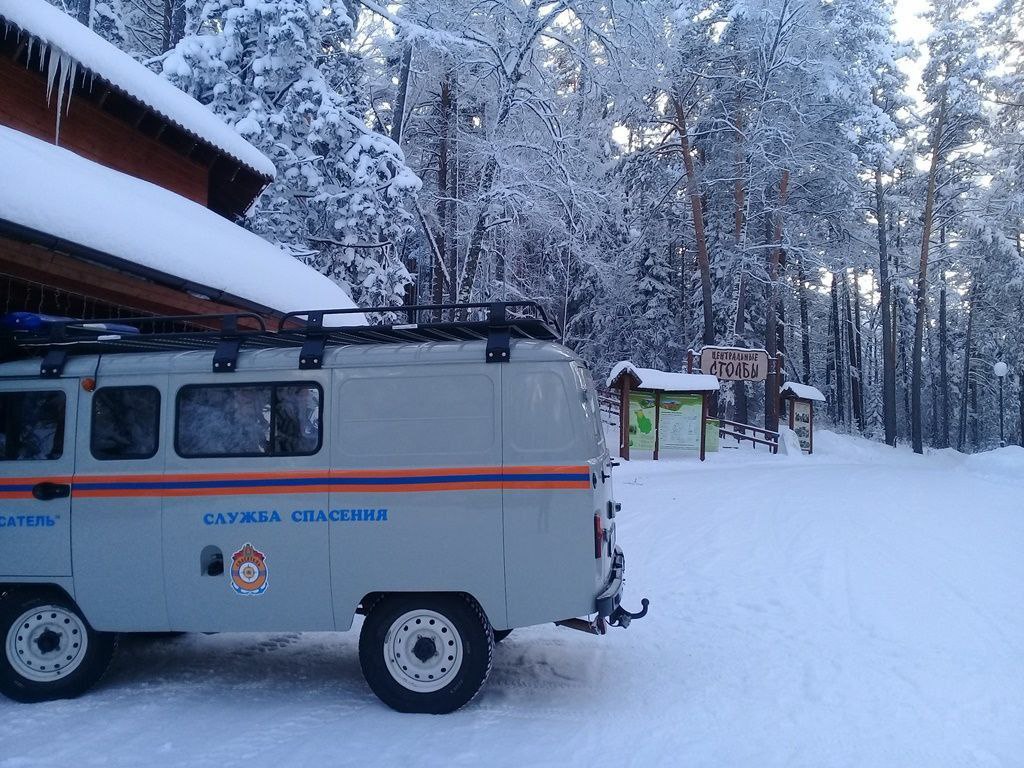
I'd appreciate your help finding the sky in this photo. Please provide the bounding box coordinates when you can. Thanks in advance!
[893,0,932,44]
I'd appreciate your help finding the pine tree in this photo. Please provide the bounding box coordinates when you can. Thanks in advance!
[163,0,420,308]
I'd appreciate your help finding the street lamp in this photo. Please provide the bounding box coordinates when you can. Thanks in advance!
[994,361,1008,448]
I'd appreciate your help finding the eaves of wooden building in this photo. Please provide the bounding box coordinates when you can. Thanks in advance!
[0,0,359,329]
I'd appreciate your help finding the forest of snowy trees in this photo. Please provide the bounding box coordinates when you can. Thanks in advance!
[49,0,1024,453]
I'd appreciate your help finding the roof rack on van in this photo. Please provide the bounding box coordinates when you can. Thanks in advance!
[0,302,561,376]
[276,302,559,369]
[1,312,285,377]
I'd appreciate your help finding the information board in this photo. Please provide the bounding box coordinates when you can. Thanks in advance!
[628,392,657,451]
[658,393,704,450]
[792,400,812,452]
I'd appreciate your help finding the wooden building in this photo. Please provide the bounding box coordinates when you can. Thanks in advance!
[0,0,358,327]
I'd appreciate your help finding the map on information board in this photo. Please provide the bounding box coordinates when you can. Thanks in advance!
[628,392,657,451]
[659,393,703,450]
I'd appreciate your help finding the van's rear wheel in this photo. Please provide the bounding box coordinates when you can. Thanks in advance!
[359,594,492,714]
[0,591,116,703]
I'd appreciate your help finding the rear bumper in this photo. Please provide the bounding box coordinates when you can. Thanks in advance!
[595,547,625,618]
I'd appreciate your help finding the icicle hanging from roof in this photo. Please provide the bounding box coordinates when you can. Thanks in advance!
[37,39,78,145]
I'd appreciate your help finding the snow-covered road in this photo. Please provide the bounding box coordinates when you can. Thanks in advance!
[2,434,1022,767]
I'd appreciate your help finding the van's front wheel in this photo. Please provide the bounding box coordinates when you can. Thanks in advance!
[359,594,493,713]
[0,590,116,703]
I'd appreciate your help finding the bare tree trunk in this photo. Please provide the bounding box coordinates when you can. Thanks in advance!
[875,165,897,445]
[161,0,187,52]
[679,244,689,346]
[938,275,950,448]
[75,0,91,26]
[928,321,939,441]
[970,369,980,449]
[673,97,715,346]
[798,254,811,385]
[389,45,414,145]
[432,74,453,310]
[831,275,845,425]
[456,158,498,313]
[912,95,947,453]
[764,170,791,431]
[170,1,186,49]
[732,136,748,423]
[446,75,460,318]
[847,271,864,431]
[957,279,976,452]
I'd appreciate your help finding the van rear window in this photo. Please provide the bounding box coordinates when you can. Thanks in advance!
[0,390,66,461]
[175,383,322,458]
[91,386,160,460]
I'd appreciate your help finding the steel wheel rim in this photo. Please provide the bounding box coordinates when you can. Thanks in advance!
[383,609,464,693]
[5,605,89,683]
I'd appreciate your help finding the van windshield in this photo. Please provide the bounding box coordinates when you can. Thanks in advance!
[571,362,607,455]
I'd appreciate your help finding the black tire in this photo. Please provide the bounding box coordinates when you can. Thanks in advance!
[0,590,116,703]
[493,629,512,644]
[359,593,493,714]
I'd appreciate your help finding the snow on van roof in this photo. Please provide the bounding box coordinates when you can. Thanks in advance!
[608,361,720,392]
[0,0,275,179]
[780,381,826,401]
[0,125,362,325]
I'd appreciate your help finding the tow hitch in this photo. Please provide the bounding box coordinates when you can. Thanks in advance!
[608,598,649,628]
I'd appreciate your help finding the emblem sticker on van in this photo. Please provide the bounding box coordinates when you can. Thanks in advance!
[230,543,268,596]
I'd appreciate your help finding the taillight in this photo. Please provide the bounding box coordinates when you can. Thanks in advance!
[594,513,604,559]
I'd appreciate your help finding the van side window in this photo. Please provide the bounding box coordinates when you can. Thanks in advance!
[0,391,66,461]
[91,386,160,460]
[507,372,574,452]
[175,383,321,458]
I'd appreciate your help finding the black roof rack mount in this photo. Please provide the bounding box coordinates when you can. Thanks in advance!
[1,302,561,375]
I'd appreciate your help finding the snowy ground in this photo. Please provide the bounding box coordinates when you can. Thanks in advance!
[2,432,1022,767]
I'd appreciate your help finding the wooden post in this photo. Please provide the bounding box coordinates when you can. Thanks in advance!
[687,349,694,374]
[619,378,631,461]
[768,352,784,431]
[653,390,661,461]
[699,393,707,461]
[809,401,815,455]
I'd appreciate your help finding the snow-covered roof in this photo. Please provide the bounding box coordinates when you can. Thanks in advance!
[780,381,826,401]
[0,0,275,179]
[608,361,720,392]
[0,125,361,325]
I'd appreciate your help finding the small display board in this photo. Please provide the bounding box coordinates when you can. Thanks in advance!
[628,392,657,451]
[699,346,769,382]
[705,418,720,452]
[792,400,812,452]
[658,393,704,450]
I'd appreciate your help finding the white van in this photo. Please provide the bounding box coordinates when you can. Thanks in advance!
[0,303,646,713]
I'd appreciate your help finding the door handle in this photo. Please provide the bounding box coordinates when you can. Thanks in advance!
[32,482,70,501]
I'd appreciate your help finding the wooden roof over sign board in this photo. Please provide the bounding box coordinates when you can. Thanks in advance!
[608,361,720,392]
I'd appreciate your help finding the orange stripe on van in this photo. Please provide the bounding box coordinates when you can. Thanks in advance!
[27,466,594,499]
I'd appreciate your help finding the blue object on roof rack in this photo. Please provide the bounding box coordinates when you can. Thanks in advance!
[1,312,73,331]
[0,313,140,335]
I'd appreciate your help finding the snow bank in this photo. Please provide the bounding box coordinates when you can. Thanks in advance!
[0,126,362,324]
[0,0,274,178]
[780,381,826,401]
[2,432,1020,766]
[608,360,720,391]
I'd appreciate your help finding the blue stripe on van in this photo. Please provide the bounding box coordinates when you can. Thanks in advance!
[71,472,588,492]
